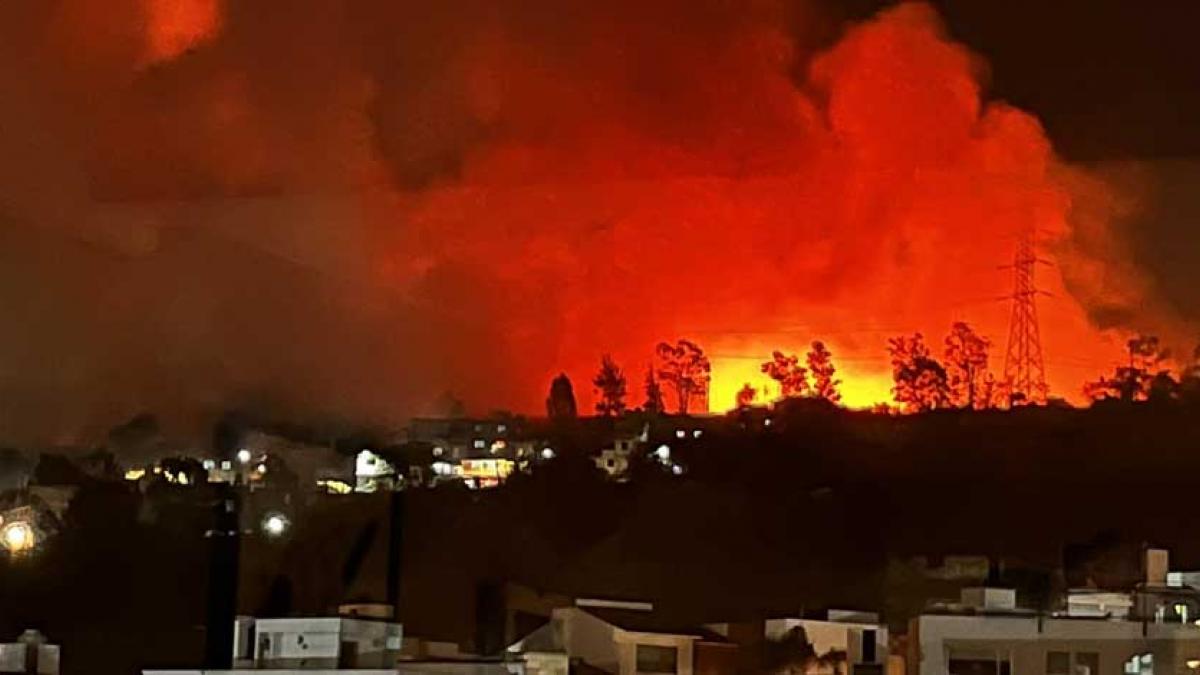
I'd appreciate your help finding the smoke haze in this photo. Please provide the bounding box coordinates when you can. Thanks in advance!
[0,0,1193,442]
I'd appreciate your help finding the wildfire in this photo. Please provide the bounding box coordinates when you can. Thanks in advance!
[389,2,1135,417]
[7,0,1167,434]
[709,351,894,411]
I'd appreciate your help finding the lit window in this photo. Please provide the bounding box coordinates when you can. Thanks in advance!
[764,418,772,427]
[675,429,685,439]
[473,439,486,449]
[655,445,671,461]
[693,429,702,438]
[497,424,507,434]
[541,448,555,460]
[433,446,444,457]
[671,464,684,476]
[202,459,215,470]
[221,461,232,470]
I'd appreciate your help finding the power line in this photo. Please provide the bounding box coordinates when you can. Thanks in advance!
[1002,226,1049,403]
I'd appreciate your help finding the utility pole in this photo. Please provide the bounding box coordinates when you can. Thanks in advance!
[1003,227,1048,404]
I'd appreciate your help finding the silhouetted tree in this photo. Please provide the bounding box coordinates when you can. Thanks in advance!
[806,341,841,403]
[643,365,665,414]
[761,351,809,398]
[760,626,817,675]
[592,355,627,416]
[546,373,578,418]
[979,372,1013,410]
[736,383,758,408]
[943,322,990,409]
[888,333,950,412]
[656,339,711,414]
[1084,334,1174,403]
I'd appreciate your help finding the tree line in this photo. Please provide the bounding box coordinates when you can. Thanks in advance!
[547,338,844,417]
[541,326,1200,418]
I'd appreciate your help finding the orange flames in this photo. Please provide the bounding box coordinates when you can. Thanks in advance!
[8,0,1170,437]
[389,3,1131,413]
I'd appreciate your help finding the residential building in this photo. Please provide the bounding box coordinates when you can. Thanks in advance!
[231,616,403,669]
[0,629,60,674]
[405,418,524,463]
[769,611,888,675]
[909,583,1200,675]
[355,450,398,493]
[144,615,518,675]
[237,431,353,490]
[705,610,890,675]
[508,600,734,675]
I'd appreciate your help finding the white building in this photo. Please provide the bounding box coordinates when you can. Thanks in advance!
[232,617,403,670]
[355,451,397,493]
[145,615,519,675]
[0,630,59,675]
[910,586,1200,675]
[509,600,732,675]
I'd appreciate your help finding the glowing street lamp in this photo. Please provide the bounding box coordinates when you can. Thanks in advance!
[261,512,290,538]
[1,521,35,553]
[236,449,252,464]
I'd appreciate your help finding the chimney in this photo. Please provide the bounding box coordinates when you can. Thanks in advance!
[1145,548,1169,587]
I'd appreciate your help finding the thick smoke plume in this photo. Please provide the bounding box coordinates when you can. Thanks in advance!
[0,0,1187,442]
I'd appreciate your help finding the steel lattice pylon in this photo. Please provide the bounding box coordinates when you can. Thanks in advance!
[1003,230,1048,404]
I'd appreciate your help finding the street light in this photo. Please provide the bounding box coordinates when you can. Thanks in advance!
[236,449,252,464]
[261,512,290,538]
[1,521,35,553]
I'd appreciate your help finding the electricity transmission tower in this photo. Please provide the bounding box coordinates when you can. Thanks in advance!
[1003,228,1048,403]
